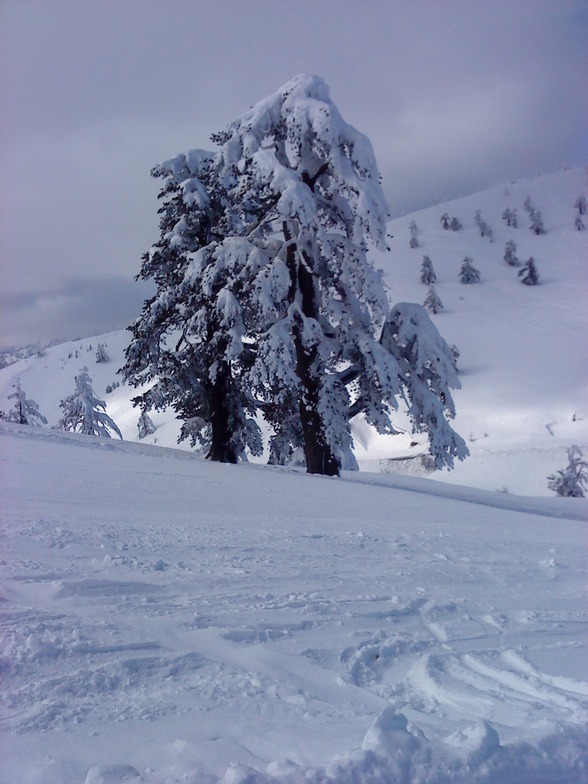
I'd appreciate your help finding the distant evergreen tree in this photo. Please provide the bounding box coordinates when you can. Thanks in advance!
[449,217,462,231]
[575,213,585,231]
[450,344,460,373]
[523,195,535,214]
[137,410,156,439]
[502,207,518,228]
[529,210,545,235]
[518,257,539,286]
[440,213,451,230]
[503,239,519,266]
[474,210,493,241]
[6,379,47,426]
[95,343,110,363]
[547,445,587,497]
[420,255,437,284]
[409,220,419,248]
[574,195,586,215]
[459,256,481,283]
[424,285,443,314]
[58,367,122,438]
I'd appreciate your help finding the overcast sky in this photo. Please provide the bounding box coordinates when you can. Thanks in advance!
[1,0,587,349]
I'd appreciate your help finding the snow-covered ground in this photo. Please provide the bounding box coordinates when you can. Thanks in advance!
[1,422,587,784]
[1,168,587,783]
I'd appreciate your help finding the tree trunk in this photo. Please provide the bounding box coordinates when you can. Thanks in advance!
[284,221,340,476]
[207,371,238,464]
[296,334,339,476]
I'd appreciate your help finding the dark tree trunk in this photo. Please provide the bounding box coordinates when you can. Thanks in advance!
[206,371,238,464]
[284,221,340,477]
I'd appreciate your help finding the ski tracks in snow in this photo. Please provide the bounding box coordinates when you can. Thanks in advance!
[1,429,588,782]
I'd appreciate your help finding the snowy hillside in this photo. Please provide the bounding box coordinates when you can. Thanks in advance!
[1,167,586,495]
[1,422,587,784]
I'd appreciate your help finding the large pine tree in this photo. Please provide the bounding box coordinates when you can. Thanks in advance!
[123,75,467,475]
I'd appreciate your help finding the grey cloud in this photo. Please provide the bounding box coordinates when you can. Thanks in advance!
[0,276,154,349]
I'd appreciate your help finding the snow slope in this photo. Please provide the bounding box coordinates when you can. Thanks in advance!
[0,167,586,496]
[1,422,587,783]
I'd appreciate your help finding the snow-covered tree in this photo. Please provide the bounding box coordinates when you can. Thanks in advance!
[380,304,466,468]
[474,210,493,241]
[574,195,586,215]
[420,255,437,284]
[95,343,109,363]
[450,344,460,373]
[450,217,462,231]
[503,239,519,266]
[574,213,585,231]
[523,195,535,214]
[529,210,545,235]
[123,74,467,475]
[137,410,156,439]
[408,220,419,248]
[459,256,481,284]
[440,213,450,230]
[424,285,443,314]
[121,147,261,464]
[547,445,587,497]
[502,207,518,228]
[518,257,539,286]
[58,367,122,438]
[6,379,47,426]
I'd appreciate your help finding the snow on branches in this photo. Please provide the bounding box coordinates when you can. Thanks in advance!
[122,74,467,475]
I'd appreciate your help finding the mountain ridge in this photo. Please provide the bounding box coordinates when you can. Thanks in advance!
[1,166,586,495]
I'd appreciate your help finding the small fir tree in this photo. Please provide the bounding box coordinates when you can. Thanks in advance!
[6,379,47,426]
[137,410,156,439]
[503,239,519,266]
[547,446,587,497]
[450,217,462,231]
[459,256,481,284]
[95,343,110,363]
[574,195,586,215]
[529,210,545,235]
[59,367,122,438]
[409,220,419,248]
[474,210,493,240]
[440,213,451,230]
[574,213,585,231]
[420,255,437,284]
[523,195,535,214]
[502,207,519,228]
[518,257,539,285]
[450,344,460,373]
[424,285,443,314]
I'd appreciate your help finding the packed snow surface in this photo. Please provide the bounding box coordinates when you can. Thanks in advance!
[1,423,587,783]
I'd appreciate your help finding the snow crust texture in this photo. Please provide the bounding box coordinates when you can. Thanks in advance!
[1,423,587,783]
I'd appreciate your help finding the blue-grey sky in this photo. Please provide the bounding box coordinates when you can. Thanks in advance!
[1,0,587,348]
